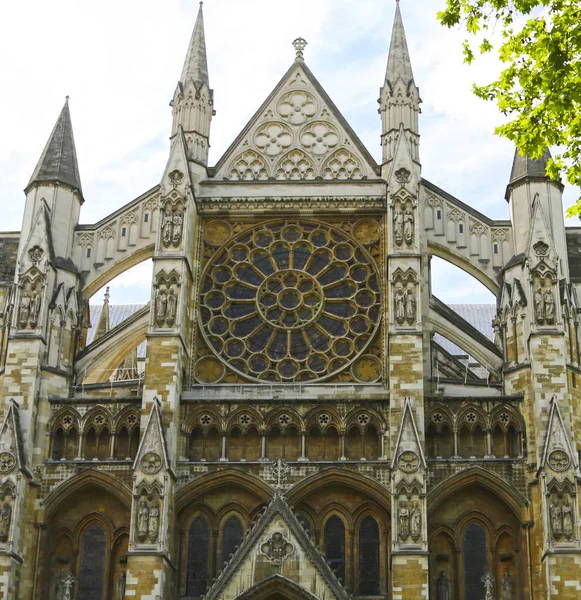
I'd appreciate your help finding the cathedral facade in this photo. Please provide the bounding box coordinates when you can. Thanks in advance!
[1,3,581,599]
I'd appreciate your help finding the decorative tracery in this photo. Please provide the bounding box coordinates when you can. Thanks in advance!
[197,220,381,383]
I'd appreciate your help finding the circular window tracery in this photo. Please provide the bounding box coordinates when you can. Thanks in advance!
[199,220,381,383]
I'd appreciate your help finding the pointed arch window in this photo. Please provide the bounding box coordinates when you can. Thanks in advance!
[221,516,244,564]
[463,522,488,600]
[187,516,210,597]
[324,515,345,584]
[77,524,107,600]
[358,516,380,595]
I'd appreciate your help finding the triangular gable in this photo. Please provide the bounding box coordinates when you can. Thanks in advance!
[527,194,559,274]
[205,490,349,600]
[133,399,170,477]
[0,400,30,478]
[18,200,55,272]
[214,61,378,182]
[387,123,419,192]
[391,397,427,471]
[540,395,578,472]
[160,126,194,197]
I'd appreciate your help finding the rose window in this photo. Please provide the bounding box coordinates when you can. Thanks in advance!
[199,220,381,383]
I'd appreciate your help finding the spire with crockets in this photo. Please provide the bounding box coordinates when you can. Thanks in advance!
[170,1,214,165]
[379,1,421,165]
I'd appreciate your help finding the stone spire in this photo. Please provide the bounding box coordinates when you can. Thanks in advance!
[94,287,110,341]
[27,97,83,199]
[379,1,421,165]
[180,2,209,87]
[171,2,214,165]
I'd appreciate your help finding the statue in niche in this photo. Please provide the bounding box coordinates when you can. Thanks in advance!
[0,502,12,542]
[117,571,127,600]
[436,571,450,600]
[395,288,406,324]
[57,573,75,600]
[393,205,404,246]
[18,294,31,328]
[398,500,409,540]
[148,501,160,542]
[544,289,555,324]
[162,210,173,246]
[172,210,183,245]
[406,289,416,325]
[155,289,167,327]
[410,501,421,541]
[29,290,41,328]
[166,287,177,326]
[501,569,513,600]
[404,206,414,245]
[137,499,149,542]
[562,499,574,539]
[535,288,545,324]
[550,502,563,538]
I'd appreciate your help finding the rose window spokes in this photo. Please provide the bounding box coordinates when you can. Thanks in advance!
[199,220,381,383]
[255,123,293,157]
[277,91,317,125]
[300,122,339,155]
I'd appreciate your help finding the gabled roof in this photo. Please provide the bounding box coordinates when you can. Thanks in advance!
[213,60,379,180]
[27,99,83,199]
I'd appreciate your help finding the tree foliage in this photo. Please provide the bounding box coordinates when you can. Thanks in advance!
[438,0,581,215]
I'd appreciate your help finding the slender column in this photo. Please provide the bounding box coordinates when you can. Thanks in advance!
[299,433,307,461]
[220,434,227,461]
[260,434,267,461]
[340,433,346,460]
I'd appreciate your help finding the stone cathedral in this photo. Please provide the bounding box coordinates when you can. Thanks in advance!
[2,2,581,599]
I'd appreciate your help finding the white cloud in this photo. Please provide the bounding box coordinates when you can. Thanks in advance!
[0,0,578,305]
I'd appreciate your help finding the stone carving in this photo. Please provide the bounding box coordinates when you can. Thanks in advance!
[194,356,225,384]
[351,355,382,383]
[261,531,294,565]
[533,241,549,257]
[172,209,183,245]
[277,91,317,125]
[0,452,15,474]
[148,501,160,541]
[155,288,167,326]
[398,500,409,540]
[300,121,339,155]
[161,208,183,247]
[410,501,422,541]
[203,221,232,246]
[397,451,420,473]
[228,150,268,181]
[166,288,177,326]
[501,569,513,600]
[254,122,293,156]
[275,150,315,180]
[27,245,44,263]
[482,573,495,600]
[406,289,416,324]
[393,205,404,246]
[57,573,75,600]
[548,449,570,472]
[352,220,380,245]
[395,167,411,184]
[321,149,364,180]
[562,500,574,539]
[534,283,556,325]
[0,502,12,542]
[395,287,416,326]
[550,501,563,538]
[137,499,149,542]
[292,37,308,60]
[117,572,127,600]
[404,207,414,245]
[168,169,184,187]
[269,459,290,488]
[154,286,178,328]
[19,289,42,330]
[140,452,162,475]
[437,571,450,600]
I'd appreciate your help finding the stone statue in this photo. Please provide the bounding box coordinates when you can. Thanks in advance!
[393,205,404,246]
[172,210,183,245]
[148,501,160,542]
[395,288,406,324]
[155,289,167,327]
[117,571,127,600]
[0,502,12,542]
[261,531,294,564]
[550,502,563,538]
[482,572,495,600]
[501,569,513,600]
[562,500,573,539]
[57,572,75,600]
[544,289,555,324]
[436,571,450,600]
[162,211,173,245]
[403,207,414,245]
[29,290,41,328]
[137,500,149,542]
[166,287,177,327]
[398,500,409,540]
[410,502,421,541]
[535,288,545,324]
[406,289,416,325]
[19,294,31,328]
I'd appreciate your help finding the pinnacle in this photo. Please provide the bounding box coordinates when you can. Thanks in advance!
[509,147,552,184]
[27,98,83,197]
[385,1,415,87]
[180,2,209,87]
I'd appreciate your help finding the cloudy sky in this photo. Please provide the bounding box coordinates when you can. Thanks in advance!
[0,0,577,306]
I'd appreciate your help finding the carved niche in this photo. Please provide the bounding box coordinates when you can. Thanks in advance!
[18,271,44,330]
[153,271,180,328]
[393,268,417,326]
[135,487,162,545]
[396,480,423,544]
[547,480,576,542]
[532,273,556,326]
[392,192,415,247]
[161,195,185,249]
[0,482,15,544]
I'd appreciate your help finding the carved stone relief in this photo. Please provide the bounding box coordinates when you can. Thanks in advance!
[27,245,44,263]
[18,277,43,330]
[398,499,409,540]
[161,205,184,248]
[154,272,180,328]
[393,269,417,327]
[0,501,12,543]
[549,495,574,541]
[56,573,75,600]
[393,197,414,247]
[136,496,161,544]
[501,569,513,600]
[436,571,450,600]
[533,275,556,325]
[260,531,294,565]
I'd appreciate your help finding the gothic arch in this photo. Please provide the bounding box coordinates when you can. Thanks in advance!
[427,467,527,519]
[233,574,322,600]
[43,470,132,518]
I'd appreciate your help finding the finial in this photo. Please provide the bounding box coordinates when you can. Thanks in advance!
[65,95,69,103]
[292,37,308,61]
[104,286,110,304]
